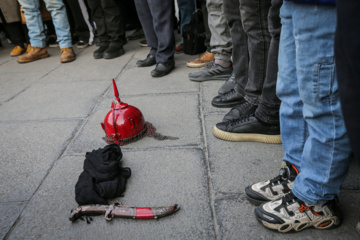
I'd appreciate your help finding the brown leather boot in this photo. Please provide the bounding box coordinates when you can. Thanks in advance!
[60,47,76,63]
[17,46,49,63]
[186,51,215,68]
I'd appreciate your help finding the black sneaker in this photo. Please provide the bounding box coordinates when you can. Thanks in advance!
[218,72,236,95]
[245,162,299,206]
[77,40,89,49]
[213,114,281,143]
[211,89,245,108]
[255,192,341,233]
[222,101,257,122]
[188,60,232,82]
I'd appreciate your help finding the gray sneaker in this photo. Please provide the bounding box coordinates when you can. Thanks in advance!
[188,60,232,82]
[255,192,341,233]
[218,72,237,95]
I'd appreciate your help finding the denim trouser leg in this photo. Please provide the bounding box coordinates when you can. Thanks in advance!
[207,0,232,62]
[239,0,271,105]
[255,0,282,124]
[18,0,46,48]
[43,0,72,48]
[277,2,352,205]
[177,0,195,43]
[223,0,248,94]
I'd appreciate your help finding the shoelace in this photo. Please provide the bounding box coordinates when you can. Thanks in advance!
[281,192,298,206]
[228,114,252,127]
[231,101,252,113]
[199,51,212,60]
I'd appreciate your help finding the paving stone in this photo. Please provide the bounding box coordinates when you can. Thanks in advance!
[66,93,201,155]
[204,114,285,197]
[0,81,110,121]
[0,202,26,240]
[0,120,80,202]
[8,150,216,240]
[214,191,360,240]
[0,71,47,103]
[105,62,198,97]
[202,81,232,116]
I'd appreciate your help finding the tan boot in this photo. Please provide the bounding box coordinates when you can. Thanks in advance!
[10,46,26,57]
[60,47,76,63]
[17,46,49,63]
[186,51,215,68]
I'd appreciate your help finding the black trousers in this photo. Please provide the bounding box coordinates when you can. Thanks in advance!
[0,9,27,47]
[86,0,125,46]
[200,0,211,52]
[134,0,175,63]
[63,0,91,42]
[335,0,360,164]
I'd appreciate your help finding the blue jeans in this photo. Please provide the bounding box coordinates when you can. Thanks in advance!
[19,0,72,48]
[276,2,352,205]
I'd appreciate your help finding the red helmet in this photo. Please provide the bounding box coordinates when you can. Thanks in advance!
[101,79,147,144]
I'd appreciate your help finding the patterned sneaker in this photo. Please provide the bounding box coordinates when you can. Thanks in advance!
[255,192,341,233]
[188,60,232,82]
[245,162,299,205]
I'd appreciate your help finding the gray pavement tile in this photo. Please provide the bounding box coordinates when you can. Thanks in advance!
[0,80,110,121]
[38,47,134,83]
[0,71,47,103]
[0,202,26,240]
[204,114,285,197]
[8,149,216,240]
[106,61,199,97]
[0,120,80,202]
[66,93,201,155]
[202,81,232,116]
[214,191,360,240]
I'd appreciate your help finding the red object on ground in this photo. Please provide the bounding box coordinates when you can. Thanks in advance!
[101,79,146,144]
[135,207,155,219]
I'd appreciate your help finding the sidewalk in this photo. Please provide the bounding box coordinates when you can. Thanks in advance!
[0,37,359,240]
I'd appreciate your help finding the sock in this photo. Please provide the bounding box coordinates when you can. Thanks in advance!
[215,59,231,68]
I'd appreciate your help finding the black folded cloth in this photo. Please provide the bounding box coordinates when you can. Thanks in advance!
[75,144,131,205]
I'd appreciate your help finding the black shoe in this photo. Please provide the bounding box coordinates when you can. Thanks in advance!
[137,54,156,67]
[222,101,257,122]
[211,89,245,108]
[139,39,148,47]
[77,40,89,49]
[218,72,236,95]
[151,61,175,77]
[128,28,145,40]
[103,46,125,59]
[93,45,109,59]
[213,114,281,144]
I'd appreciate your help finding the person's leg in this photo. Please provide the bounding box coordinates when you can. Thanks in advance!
[177,0,195,43]
[86,0,109,45]
[100,0,125,46]
[43,0,73,48]
[254,0,282,124]
[239,0,271,106]
[207,0,232,64]
[253,2,352,233]
[134,0,158,58]
[63,0,91,44]
[291,2,352,205]
[147,0,175,63]
[18,0,46,48]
